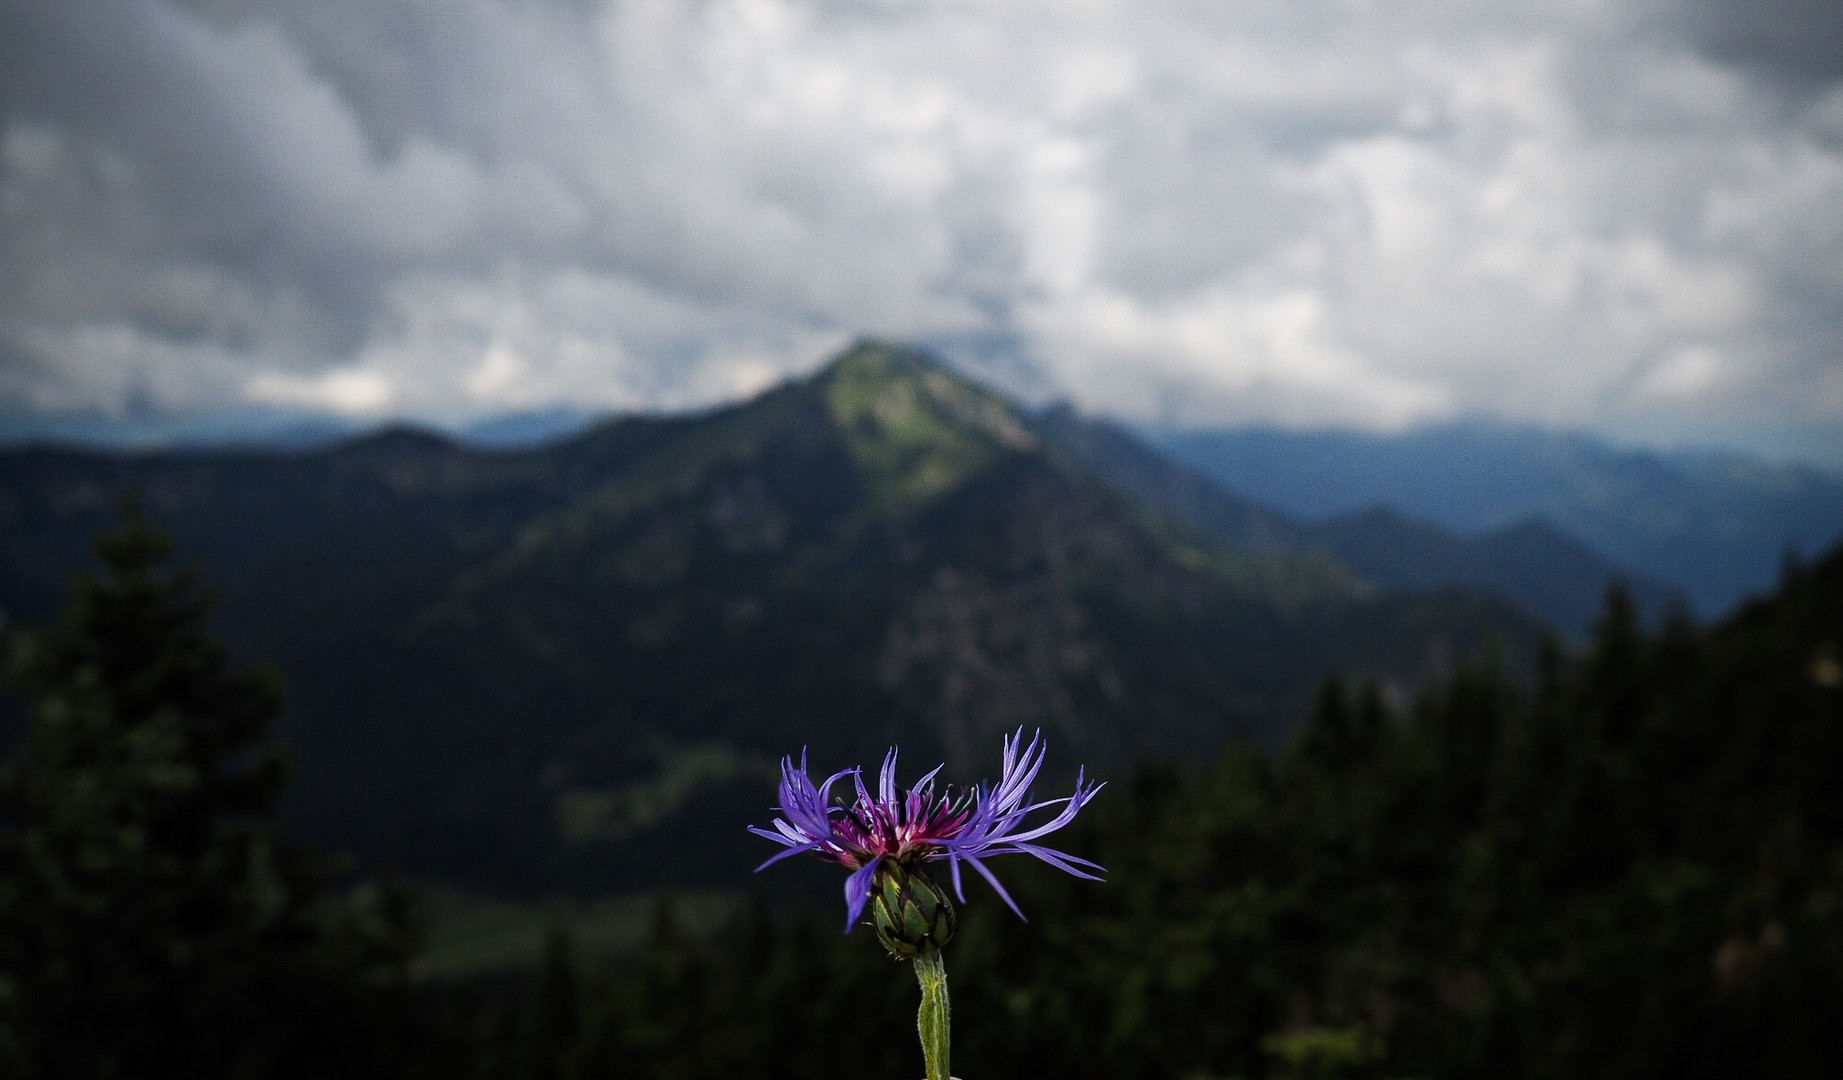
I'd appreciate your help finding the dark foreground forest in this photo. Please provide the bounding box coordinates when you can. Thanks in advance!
[2,507,1839,1078]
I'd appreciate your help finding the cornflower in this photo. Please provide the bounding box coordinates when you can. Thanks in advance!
[750,727,1105,930]
[748,728,1104,1080]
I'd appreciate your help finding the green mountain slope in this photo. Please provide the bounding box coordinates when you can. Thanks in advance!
[0,342,1546,893]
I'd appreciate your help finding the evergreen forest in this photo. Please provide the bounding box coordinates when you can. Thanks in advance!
[2,503,1839,1078]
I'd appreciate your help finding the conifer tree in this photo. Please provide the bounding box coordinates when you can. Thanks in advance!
[0,499,417,1078]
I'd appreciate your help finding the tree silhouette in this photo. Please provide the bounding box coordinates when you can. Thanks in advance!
[0,499,419,1078]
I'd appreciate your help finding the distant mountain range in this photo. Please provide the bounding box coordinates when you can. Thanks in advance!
[1148,423,1843,620]
[1033,407,1677,635]
[0,344,1549,896]
[12,379,1830,628]
[0,404,602,453]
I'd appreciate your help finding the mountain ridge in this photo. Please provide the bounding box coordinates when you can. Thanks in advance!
[1034,406,1677,635]
[1,342,1549,894]
[1149,421,1843,618]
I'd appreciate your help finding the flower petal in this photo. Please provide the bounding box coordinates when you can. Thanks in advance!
[878,747,899,806]
[842,856,883,932]
[753,840,825,872]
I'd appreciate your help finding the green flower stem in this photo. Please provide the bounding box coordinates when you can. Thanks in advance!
[913,946,951,1080]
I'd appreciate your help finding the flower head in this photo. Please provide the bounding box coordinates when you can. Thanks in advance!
[749,728,1104,931]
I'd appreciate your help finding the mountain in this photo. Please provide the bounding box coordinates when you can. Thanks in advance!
[0,404,601,454]
[1147,422,1843,619]
[1035,406,1673,635]
[0,405,370,452]
[1305,508,1678,635]
[0,343,1547,895]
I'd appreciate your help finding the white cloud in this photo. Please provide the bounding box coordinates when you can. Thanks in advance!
[1637,346,1726,400]
[248,366,395,415]
[1,0,1839,463]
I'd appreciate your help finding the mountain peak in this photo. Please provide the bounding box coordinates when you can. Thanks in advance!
[820,337,943,381]
[814,340,1038,507]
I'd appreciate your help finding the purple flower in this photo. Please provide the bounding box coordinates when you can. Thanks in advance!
[749,728,1104,930]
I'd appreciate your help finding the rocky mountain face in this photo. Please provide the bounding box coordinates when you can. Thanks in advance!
[0,343,1546,893]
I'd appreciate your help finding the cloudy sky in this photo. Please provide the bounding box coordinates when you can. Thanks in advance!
[3,0,1841,464]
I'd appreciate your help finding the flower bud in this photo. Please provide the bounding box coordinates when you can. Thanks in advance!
[869,861,957,959]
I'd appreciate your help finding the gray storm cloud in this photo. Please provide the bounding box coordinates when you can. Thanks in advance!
[2,0,1840,463]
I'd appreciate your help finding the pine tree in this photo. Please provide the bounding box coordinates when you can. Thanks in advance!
[0,499,418,1078]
